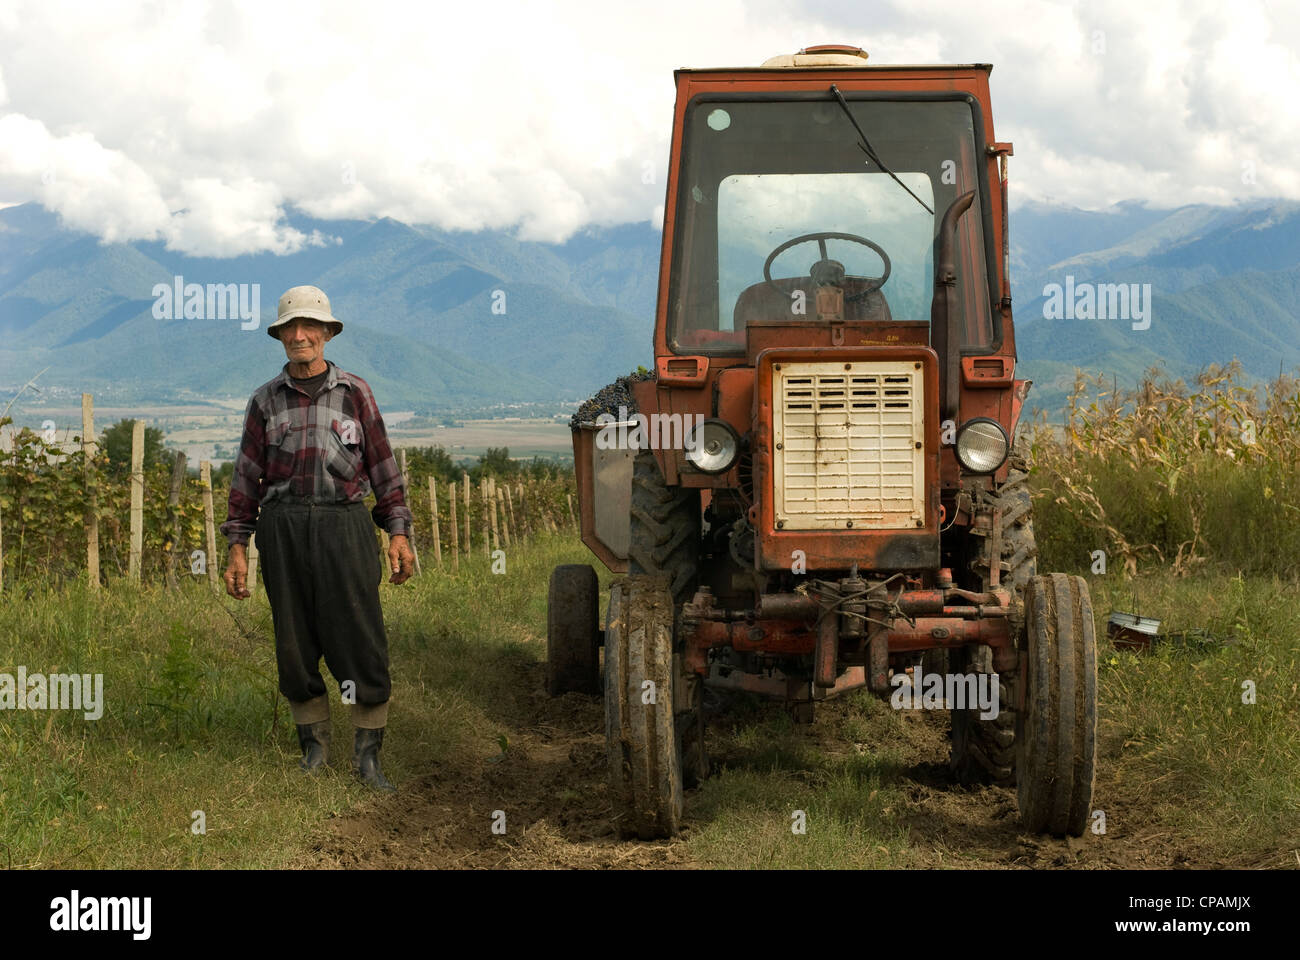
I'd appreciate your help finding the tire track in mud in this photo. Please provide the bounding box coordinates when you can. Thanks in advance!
[300,660,1224,870]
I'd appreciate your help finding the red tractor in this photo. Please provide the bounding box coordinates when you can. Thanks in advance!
[548,45,1097,840]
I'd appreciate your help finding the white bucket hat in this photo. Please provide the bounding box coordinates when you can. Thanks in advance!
[268,285,343,339]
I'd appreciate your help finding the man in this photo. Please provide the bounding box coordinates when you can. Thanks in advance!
[221,284,416,792]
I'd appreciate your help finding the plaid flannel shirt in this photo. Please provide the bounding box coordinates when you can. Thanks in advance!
[220,360,414,546]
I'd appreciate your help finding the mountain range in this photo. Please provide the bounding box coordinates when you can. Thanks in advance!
[1012,198,1300,413]
[1,196,1297,418]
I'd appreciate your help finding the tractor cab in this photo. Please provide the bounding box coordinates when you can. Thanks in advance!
[669,82,995,359]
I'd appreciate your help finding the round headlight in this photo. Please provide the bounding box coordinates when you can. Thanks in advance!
[685,419,740,474]
[955,418,1009,473]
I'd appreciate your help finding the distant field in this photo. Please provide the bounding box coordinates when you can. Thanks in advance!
[388,419,574,460]
[16,400,245,419]
[3,407,575,465]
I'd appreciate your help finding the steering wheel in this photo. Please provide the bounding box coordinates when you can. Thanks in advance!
[762,231,892,303]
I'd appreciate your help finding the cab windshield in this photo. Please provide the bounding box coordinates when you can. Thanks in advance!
[667,96,993,353]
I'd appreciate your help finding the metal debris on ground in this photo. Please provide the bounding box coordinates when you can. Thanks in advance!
[1107,610,1234,653]
[1108,611,1161,651]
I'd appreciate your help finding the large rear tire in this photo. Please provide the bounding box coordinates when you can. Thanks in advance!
[950,645,1018,785]
[605,577,684,839]
[546,564,601,695]
[628,450,700,606]
[1017,573,1097,836]
[951,447,1036,785]
[677,663,708,789]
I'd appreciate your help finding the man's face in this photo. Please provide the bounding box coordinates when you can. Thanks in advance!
[278,317,332,365]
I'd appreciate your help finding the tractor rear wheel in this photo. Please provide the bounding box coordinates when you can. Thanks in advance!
[605,577,684,839]
[950,446,1036,786]
[949,644,1018,785]
[546,564,601,695]
[677,663,708,789]
[1017,573,1097,836]
[628,449,700,606]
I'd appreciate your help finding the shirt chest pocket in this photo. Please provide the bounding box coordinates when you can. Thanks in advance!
[264,415,297,481]
[325,417,365,481]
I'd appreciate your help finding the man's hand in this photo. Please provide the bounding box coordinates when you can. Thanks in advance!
[388,534,415,585]
[224,543,251,599]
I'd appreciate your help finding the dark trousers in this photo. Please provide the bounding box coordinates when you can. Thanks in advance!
[256,498,391,708]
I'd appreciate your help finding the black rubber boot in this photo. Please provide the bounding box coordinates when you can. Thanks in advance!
[296,720,331,772]
[353,726,396,792]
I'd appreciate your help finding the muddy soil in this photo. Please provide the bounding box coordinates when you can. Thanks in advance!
[300,662,694,869]
[301,660,1218,870]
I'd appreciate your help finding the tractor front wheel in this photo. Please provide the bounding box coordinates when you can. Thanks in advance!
[605,577,685,839]
[1017,573,1098,836]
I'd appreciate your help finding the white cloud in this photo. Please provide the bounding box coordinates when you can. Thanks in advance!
[868,0,1300,209]
[0,0,1295,256]
[0,113,171,243]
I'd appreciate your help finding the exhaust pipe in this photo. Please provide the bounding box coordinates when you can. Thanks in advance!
[931,190,975,421]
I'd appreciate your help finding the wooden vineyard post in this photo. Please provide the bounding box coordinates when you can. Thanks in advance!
[462,473,471,557]
[398,449,421,576]
[428,476,442,568]
[164,450,187,589]
[488,477,501,550]
[247,533,259,599]
[497,484,510,548]
[129,421,145,583]
[504,485,517,545]
[448,481,459,571]
[200,460,219,590]
[515,483,526,538]
[82,393,100,591]
[567,493,576,529]
[481,477,491,556]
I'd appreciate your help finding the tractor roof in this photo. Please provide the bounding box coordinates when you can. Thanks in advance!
[676,45,992,77]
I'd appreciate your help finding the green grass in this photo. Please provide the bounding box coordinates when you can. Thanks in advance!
[685,691,921,868]
[1087,570,1300,865]
[2,535,1297,869]
[0,532,592,869]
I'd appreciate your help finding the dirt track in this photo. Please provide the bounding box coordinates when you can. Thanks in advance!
[302,658,1223,870]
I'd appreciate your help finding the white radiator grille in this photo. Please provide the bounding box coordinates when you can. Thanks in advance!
[773,361,924,530]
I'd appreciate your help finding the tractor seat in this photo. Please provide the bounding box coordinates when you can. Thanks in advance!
[733,275,893,331]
